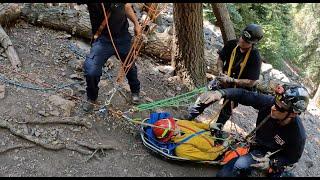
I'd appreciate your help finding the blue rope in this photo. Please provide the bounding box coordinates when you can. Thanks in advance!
[0,74,83,92]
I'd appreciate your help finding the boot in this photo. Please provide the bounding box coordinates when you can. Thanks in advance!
[131,93,140,105]
[82,99,97,113]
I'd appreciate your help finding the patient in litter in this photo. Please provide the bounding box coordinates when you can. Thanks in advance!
[148,113,233,161]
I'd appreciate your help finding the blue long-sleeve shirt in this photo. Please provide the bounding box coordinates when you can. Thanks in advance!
[222,88,306,168]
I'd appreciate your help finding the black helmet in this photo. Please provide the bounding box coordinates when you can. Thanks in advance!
[275,84,310,113]
[241,24,264,44]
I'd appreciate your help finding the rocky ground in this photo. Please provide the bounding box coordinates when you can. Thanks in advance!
[0,4,319,177]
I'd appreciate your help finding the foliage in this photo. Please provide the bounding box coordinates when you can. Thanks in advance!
[292,3,320,86]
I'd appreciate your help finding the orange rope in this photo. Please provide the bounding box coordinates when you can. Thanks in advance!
[117,4,167,83]
[101,3,122,63]
[139,3,159,13]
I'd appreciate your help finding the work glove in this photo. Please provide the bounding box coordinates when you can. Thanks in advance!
[250,152,273,170]
[198,90,223,105]
[216,73,235,84]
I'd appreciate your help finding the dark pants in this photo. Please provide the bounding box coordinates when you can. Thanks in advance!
[216,100,238,128]
[216,149,285,177]
[216,149,261,177]
[83,33,140,101]
[188,98,238,128]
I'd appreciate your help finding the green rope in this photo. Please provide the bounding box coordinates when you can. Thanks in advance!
[135,86,208,112]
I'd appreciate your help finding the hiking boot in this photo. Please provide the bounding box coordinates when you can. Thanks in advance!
[82,99,97,113]
[131,93,140,105]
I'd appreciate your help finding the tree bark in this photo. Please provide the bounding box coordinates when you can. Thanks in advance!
[0,3,21,27]
[141,31,172,62]
[0,25,21,69]
[211,3,236,44]
[313,84,320,108]
[21,4,92,40]
[173,3,206,89]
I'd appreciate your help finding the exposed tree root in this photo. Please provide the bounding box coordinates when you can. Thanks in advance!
[0,120,66,150]
[16,117,92,129]
[0,144,36,154]
[0,119,117,159]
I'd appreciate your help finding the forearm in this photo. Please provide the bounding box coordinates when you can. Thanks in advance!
[221,88,269,109]
[125,3,139,26]
[217,58,224,74]
[234,79,257,88]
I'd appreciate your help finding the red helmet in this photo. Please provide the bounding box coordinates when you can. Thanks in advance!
[152,118,176,142]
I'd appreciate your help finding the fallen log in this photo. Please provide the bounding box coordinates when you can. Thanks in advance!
[21,3,92,39]
[0,25,21,69]
[20,3,173,62]
[0,4,22,69]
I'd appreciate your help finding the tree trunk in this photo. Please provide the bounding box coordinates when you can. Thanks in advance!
[211,3,236,44]
[0,25,21,69]
[313,84,320,108]
[173,3,206,89]
[0,3,21,27]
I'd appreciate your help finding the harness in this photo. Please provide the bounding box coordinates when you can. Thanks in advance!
[168,130,207,152]
[227,44,252,81]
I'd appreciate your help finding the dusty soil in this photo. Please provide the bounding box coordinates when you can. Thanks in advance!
[0,20,319,177]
